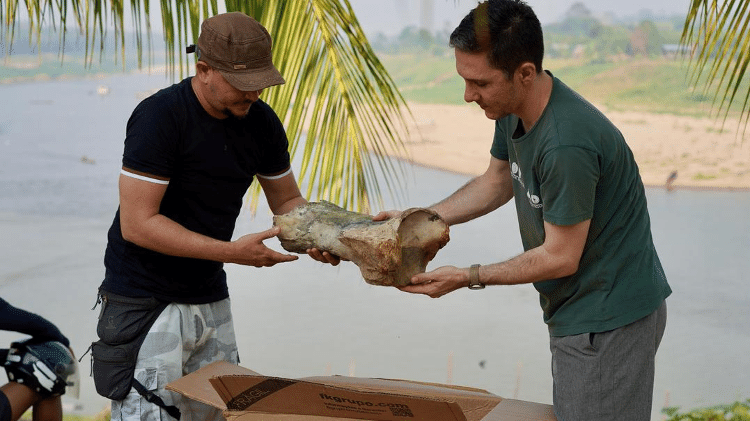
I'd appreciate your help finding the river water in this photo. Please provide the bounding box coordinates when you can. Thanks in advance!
[0,73,748,420]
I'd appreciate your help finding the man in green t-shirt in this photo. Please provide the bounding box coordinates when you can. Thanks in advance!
[375,1,671,419]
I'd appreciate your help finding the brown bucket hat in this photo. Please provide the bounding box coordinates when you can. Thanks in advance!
[189,12,285,92]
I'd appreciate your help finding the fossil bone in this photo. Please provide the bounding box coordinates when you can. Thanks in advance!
[273,201,450,287]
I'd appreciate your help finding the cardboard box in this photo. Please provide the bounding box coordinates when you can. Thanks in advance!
[166,361,556,421]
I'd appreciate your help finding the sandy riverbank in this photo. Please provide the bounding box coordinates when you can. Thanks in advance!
[389,102,750,190]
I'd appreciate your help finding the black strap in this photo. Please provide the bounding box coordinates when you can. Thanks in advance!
[132,380,181,420]
[94,292,180,418]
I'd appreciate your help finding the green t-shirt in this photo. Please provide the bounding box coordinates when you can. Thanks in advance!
[491,74,671,336]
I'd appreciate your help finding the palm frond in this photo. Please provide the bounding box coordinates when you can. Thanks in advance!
[231,0,413,212]
[1,0,412,212]
[681,0,750,134]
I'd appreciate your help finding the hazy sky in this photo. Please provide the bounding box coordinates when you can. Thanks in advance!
[348,0,692,37]
[98,0,692,39]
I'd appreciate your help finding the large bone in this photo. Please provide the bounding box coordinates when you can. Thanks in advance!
[273,201,450,287]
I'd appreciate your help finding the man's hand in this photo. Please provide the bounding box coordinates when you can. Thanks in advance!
[230,226,299,267]
[399,265,468,298]
[372,209,402,222]
[306,248,342,266]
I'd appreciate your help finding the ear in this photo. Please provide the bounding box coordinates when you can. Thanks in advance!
[194,61,211,83]
[516,62,537,84]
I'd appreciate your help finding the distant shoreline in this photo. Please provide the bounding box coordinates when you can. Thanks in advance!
[393,157,750,193]
[3,72,749,191]
[0,66,170,86]
[385,102,750,192]
[391,157,750,193]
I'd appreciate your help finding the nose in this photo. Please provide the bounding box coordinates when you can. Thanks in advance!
[463,83,478,103]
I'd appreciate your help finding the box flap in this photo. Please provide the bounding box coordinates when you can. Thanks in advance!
[210,374,467,421]
[302,375,500,421]
[302,375,492,395]
[167,364,554,421]
[479,398,557,421]
[225,414,362,421]
[165,361,261,410]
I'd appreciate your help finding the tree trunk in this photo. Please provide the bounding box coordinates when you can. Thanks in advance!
[273,201,450,287]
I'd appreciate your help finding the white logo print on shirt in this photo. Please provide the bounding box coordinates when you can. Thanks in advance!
[511,162,524,186]
[526,190,543,209]
[511,161,543,209]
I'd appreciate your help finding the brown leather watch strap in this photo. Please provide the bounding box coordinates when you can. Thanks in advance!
[468,264,485,289]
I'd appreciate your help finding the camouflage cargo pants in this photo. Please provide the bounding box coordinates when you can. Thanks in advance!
[111,298,238,421]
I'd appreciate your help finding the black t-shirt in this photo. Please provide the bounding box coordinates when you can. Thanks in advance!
[101,78,291,303]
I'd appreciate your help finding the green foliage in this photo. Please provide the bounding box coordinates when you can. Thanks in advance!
[370,25,452,56]
[682,0,750,133]
[378,49,750,119]
[378,53,465,105]
[370,9,684,64]
[544,58,750,116]
[543,14,684,60]
[587,26,632,61]
[631,20,667,56]
[662,399,750,420]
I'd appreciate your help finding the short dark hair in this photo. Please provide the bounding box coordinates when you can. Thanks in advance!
[449,0,544,77]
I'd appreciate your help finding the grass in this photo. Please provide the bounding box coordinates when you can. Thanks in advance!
[692,172,718,180]
[663,399,750,420]
[379,52,750,120]
[379,52,466,105]
[549,58,747,118]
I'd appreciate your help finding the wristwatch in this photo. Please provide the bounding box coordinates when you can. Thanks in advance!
[468,264,485,289]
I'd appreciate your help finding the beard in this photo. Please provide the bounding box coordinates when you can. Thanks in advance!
[222,101,254,120]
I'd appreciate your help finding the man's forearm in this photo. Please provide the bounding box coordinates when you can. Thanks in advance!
[272,196,307,216]
[476,220,589,286]
[122,213,237,263]
[431,171,513,226]
[480,245,579,286]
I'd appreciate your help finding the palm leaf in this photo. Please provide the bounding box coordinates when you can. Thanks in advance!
[681,0,750,134]
[1,0,412,212]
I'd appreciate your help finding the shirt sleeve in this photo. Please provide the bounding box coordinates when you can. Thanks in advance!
[0,298,70,347]
[122,96,178,178]
[539,145,600,226]
[254,101,291,177]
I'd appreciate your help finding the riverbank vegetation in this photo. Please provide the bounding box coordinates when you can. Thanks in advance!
[663,399,750,420]
[372,6,749,120]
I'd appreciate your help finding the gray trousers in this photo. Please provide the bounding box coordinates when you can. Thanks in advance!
[111,298,239,421]
[550,300,667,421]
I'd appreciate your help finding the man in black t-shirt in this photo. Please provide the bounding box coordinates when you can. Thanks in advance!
[97,12,337,421]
